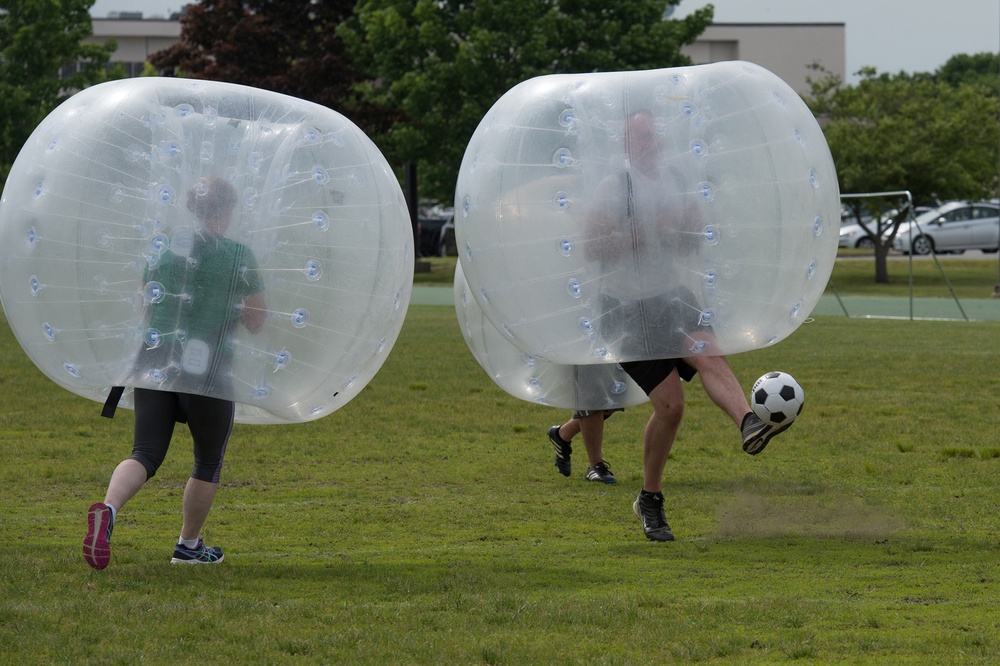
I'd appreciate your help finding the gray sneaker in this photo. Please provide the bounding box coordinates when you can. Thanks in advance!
[633,491,674,541]
[585,461,617,484]
[741,412,791,455]
[548,425,572,477]
[170,538,224,564]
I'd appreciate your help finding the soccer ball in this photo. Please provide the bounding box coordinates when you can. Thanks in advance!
[750,372,804,426]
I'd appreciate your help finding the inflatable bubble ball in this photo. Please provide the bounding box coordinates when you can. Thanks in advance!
[455,61,839,366]
[0,77,413,423]
[454,260,646,410]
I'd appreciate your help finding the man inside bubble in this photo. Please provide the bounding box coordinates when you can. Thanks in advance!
[563,108,790,541]
[83,176,267,569]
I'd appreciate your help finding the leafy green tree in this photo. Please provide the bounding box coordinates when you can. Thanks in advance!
[936,52,1000,97]
[339,0,714,201]
[0,0,122,183]
[148,0,393,136]
[806,61,999,282]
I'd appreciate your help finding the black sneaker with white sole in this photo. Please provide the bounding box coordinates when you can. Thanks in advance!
[548,425,572,477]
[741,412,791,456]
[633,491,674,541]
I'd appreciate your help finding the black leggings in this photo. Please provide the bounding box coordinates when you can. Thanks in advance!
[129,388,235,483]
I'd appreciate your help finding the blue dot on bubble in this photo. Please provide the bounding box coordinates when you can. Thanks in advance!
[553,192,570,211]
[143,329,162,347]
[312,210,330,231]
[552,148,574,167]
[291,308,309,328]
[303,259,323,281]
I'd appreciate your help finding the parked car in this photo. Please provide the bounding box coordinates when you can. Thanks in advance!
[839,205,937,249]
[438,218,457,257]
[417,212,454,257]
[891,201,1000,255]
[839,220,881,248]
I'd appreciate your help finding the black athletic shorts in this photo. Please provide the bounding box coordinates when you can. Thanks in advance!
[129,388,235,483]
[619,357,697,396]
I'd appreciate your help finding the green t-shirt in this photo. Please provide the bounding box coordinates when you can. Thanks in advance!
[145,232,264,346]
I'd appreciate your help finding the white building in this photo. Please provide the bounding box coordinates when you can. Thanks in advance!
[685,23,845,95]
[88,19,181,78]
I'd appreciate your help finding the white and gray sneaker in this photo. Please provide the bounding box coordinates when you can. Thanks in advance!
[741,412,791,455]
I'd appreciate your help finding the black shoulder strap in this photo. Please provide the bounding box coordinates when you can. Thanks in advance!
[101,386,125,419]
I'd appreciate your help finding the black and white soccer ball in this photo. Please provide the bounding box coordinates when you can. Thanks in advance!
[750,371,804,426]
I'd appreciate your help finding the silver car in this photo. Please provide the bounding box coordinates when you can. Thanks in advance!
[892,202,1000,255]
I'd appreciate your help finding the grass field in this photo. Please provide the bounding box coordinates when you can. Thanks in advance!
[827,252,1000,300]
[3,256,1000,663]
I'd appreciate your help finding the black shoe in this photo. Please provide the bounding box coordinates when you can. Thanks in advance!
[741,412,791,456]
[585,461,617,484]
[548,425,572,477]
[633,491,674,541]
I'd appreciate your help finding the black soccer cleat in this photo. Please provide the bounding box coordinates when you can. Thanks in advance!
[548,425,572,477]
[585,460,617,484]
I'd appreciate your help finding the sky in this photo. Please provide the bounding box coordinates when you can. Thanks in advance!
[90,0,1000,82]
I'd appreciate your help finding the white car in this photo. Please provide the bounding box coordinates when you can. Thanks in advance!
[839,219,881,248]
[892,202,1000,255]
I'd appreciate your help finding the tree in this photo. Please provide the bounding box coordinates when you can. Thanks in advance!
[148,0,394,137]
[0,0,122,183]
[937,52,1000,97]
[805,61,1000,283]
[339,0,714,201]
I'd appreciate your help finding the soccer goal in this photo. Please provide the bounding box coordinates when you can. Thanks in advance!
[824,190,978,322]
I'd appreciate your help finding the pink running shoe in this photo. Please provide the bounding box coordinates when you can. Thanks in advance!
[83,502,113,570]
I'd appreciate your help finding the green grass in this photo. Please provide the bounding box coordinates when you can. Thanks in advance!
[414,257,462,286]
[826,253,1000,300]
[4,270,1000,663]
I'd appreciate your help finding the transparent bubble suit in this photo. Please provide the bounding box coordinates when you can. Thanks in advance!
[454,261,646,410]
[455,62,839,365]
[0,78,413,423]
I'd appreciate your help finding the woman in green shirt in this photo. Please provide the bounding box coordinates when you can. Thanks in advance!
[84,176,266,569]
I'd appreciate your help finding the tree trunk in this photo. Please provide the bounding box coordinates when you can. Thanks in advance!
[874,242,891,283]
